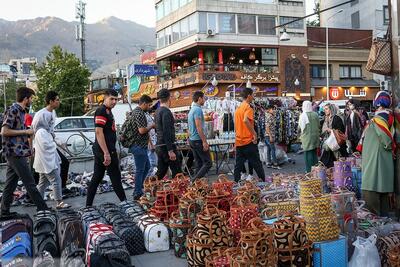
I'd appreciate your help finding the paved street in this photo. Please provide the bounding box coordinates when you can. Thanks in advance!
[11,152,305,267]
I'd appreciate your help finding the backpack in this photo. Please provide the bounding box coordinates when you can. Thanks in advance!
[32,251,54,267]
[119,111,136,148]
[33,211,59,257]
[57,213,84,252]
[60,243,85,267]
[1,232,32,260]
[113,220,145,255]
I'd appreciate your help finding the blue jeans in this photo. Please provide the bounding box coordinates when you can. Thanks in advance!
[265,137,277,165]
[130,145,150,196]
[147,150,158,176]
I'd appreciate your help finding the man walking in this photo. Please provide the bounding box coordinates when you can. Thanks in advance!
[265,105,281,169]
[128,95,154,200]
[86,89,127,206]
[155,89,182,179]
[188,91,212,181]
[1,87,49,217]
[233,88,265,182]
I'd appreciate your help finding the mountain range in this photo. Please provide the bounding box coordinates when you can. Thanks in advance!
[0,16,156,71]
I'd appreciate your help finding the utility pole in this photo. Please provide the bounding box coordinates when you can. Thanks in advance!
[75,0,86,65]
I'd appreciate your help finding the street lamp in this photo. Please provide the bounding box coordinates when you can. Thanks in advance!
[326,9,343,100]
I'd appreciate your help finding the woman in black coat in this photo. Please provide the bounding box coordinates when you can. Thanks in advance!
[320,103,348,167]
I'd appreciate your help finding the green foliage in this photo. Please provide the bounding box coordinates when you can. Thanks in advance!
[33,45,91,116]
[307,1,321,27]
[0,79,26,113]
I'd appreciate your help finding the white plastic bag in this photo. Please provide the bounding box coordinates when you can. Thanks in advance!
[324,131,340,151]
[349,234,381,267]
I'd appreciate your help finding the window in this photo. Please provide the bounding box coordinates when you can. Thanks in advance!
[351,0,358,6]
[238,14,256,34]
[219,13,236,33]
[262,48,278,65]
[172,23,180,42]
[351,11,360,29]
[339,65,362,78]
[258,16,276,35]
[165,26,172,45]
[383,6,389,25]
[157,30,165,48]
[279,1,303,6]
[199,12,207,33]
[279,16,303,29]
[171,0,179,12]
[156,2,164,21]
[180,17,189,38]
[55,119,84,130]
[310,65,331,78]
[164,0,171,16]
[83,118,95,128]
[188,13,198,35]
[207,13,217,32]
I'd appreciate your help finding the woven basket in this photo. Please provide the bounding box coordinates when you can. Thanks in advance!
[261,199,300,219]
[236,181,261,204]
[212,174,235,196]
[388,245,400,267]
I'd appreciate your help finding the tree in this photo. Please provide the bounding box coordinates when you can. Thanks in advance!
[33,45,91,116]
[307,1,321,27]
[0,79,25,113]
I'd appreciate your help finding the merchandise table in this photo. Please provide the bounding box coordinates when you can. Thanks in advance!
[176,144,193,179]
[208,139,235,174]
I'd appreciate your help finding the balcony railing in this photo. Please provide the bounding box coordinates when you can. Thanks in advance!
[158,64,279,83]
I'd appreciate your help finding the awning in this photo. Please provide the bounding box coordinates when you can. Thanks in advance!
[311,79,380,88]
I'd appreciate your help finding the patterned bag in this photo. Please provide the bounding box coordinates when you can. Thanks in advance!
[205,189,232,218]
[187,178,210,198]
[187,233,214,267]
[299,176,322,215]
[273,215,312,267]
[261,198,300,220]
[236,181,261,204]
[366,36,392,75]
[333,159,353,188]
[113,221,145,256]
[212,174,235,196]
[179,191,204,226]
[311,163,330,193]
[170,173,190,197]
[204,247,231,267]
[169,212,192,258]
[150,184,180,222]
[376,231,400,267]
[388,245,400,267]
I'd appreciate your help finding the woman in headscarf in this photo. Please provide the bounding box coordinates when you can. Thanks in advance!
[299,101,320,173]
[320,103,348,167]
[32,110,70,209]
[361,91,395,216]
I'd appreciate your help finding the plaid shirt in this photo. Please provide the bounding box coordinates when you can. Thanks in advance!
[265,112,276,138]
[2,103,32,157]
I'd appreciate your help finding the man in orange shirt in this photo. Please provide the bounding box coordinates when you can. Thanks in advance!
[234,88,265,182]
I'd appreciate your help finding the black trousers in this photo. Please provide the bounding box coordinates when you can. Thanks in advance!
[57,149,69,189]
[1,156,48,213]
[189,140,212,180]
[234,143,265,182]
[155,146,182,179]
[86,149,126,206]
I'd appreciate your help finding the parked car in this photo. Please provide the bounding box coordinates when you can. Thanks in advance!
[84,103,137,127]
[54,116,95,157]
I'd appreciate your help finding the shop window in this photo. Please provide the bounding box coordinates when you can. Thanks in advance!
[383,6,389,25]
[279,16,303,29]
[180,17,189,38]
[219,13,236,33]
[188,13,198,35]
[172,23,180,43]
[238,14,256,34]
[258,16,276,35]
[157,30,165,48]
[351,11,360,29]
[339,65,362,79]
[310,65,330,78]
[199,12,207,33]
[207,13,217,33]
[262,48,278,66]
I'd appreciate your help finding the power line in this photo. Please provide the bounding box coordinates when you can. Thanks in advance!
[307,29,386,46]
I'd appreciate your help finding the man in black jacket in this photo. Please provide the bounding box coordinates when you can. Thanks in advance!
[154,89,182,179]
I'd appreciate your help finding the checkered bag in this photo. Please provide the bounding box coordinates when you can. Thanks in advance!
[113,221,145,256]
[366,37,392,75]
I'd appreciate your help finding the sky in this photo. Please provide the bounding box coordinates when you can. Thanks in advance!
[0,0,316,27]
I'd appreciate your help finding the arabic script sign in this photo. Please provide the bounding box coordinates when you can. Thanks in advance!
[240,73,279,83]
[129,64,159,77]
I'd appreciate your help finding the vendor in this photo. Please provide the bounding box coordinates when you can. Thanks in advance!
[361,91,395,216]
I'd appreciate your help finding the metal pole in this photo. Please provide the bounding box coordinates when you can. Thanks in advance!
[326,25,329,101]
[3,75,6,112]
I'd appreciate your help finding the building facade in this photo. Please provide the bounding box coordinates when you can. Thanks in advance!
[8,57,38,83]
[307,27,380,106]
[131,0,311,107]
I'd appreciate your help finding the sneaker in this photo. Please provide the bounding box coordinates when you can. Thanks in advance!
[272,164,281,170]
[266,163,272,168]
[240,173,247,181]
[246,175,254,181]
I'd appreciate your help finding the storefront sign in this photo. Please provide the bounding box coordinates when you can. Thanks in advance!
[344,89,367,98]
[182,90,191,99]
[159,80,174,90]
[330,87,340,99]
[142,84,156,96]
[203,73,237,81]
[179,74,197,85]
[140,51,156,65]
[240,73,279,83]
[203,85,219,97]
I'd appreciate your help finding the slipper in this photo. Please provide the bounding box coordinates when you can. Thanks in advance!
[56,202,71,209]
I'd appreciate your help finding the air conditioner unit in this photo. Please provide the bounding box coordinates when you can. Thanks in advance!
[207,29,215,36]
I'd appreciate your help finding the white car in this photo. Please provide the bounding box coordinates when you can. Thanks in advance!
[54,116,95,157]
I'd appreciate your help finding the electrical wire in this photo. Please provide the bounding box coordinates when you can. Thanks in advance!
[307,29,387,46]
